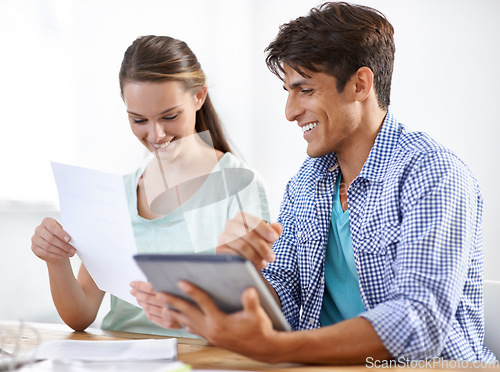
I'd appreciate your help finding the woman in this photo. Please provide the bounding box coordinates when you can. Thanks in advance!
[31,35,270,338]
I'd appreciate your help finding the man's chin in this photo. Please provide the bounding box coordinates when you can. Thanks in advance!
[306,147,327,158]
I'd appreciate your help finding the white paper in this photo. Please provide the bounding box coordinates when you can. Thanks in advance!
[21,360,189,372]
[51,162,146,306]
[32,339,177,362]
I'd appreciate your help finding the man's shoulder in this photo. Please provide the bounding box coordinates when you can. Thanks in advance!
[392,127,479,190]
[393,126,467,169]
[383,113,451,156]
[398,128,449,155]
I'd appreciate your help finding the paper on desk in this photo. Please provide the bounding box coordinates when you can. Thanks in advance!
[32,339,177,362]
[51,162,146,306]
[28,360,190,372]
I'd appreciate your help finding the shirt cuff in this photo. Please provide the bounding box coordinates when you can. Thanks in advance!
[360,300,439,360]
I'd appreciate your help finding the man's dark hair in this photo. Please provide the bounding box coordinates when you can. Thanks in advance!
[265,1,395,110]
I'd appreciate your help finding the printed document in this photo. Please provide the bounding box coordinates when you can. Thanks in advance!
[51,162,146,306]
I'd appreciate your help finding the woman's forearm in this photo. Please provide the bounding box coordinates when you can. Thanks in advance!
[46,261,103,330]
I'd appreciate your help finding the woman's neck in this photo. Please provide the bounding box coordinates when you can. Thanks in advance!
[156,135,223,183]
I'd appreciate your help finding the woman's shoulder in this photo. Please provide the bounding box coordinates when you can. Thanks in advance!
[218,152,267,188]
[123,167,143,186]
[218,152,261,171]
[218,152,245,167]
[217,152,258,176]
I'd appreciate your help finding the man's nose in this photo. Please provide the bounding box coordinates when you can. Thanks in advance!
[284,94,304,122]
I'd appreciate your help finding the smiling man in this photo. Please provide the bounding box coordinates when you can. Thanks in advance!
[131,2,496,364]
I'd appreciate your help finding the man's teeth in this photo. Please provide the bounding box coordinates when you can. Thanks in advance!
[154,141,170,149]
[302,122,319,133]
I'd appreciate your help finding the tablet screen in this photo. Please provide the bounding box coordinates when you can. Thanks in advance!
[134,254,291,332]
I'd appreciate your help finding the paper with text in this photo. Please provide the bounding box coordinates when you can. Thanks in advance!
[51,162,146,306]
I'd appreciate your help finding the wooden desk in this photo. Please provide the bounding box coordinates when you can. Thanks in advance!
[0,321,366,371]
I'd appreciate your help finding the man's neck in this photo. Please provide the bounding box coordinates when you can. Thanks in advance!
[337,109,387,188]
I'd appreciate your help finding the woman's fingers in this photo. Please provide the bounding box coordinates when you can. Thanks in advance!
[31,218,75,262]
[130,282,183,329]
[130,281,162,311]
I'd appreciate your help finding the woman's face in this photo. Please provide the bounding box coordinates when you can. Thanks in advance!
[123,80,207,156]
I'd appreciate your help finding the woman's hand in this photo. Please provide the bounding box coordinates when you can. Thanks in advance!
[130,281,183,329]
[31,217,76,265]
[217,212,282,270]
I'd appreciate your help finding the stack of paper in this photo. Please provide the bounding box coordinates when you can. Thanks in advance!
[15,339,189,371]
[32,339,177,362]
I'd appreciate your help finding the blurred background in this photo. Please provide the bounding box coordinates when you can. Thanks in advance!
[1,0,499,325]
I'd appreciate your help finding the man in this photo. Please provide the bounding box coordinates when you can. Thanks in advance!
[131,1,496,364]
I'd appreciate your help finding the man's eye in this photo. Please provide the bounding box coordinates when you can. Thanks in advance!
[301,89,313,95]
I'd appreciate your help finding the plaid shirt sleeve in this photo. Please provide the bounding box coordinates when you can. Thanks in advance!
[359,149,485,360]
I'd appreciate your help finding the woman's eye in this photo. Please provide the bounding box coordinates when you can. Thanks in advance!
[163,114,178,121]
[132,118,147,124]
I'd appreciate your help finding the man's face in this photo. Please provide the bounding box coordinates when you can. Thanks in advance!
[282,64,355,158]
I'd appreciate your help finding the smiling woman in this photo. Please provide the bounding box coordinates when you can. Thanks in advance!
[29,35,271,339]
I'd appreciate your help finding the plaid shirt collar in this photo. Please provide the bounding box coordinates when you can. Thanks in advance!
[358,111,401,182]
[313,111,400,182]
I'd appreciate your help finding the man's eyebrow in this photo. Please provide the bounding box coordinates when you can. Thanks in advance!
[127,105,181,116]
[283,79,309,91]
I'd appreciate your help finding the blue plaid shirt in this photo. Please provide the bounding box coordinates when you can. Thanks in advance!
[262,112,496,362]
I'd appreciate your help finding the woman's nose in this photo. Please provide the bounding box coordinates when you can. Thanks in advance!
[151,121,166,141]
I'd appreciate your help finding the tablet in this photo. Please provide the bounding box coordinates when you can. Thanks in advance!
[133,254,291,332]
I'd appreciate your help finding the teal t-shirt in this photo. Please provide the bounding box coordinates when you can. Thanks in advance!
[100,152,271,337]
[319,174,365,326]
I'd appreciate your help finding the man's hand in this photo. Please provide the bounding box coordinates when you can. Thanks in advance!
[130,281,183,329]
[164,280,283,362]
[217,212,282,270]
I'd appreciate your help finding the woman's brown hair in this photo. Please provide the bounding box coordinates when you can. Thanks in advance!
[119,35,232,153]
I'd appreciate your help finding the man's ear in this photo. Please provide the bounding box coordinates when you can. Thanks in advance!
[353,66,374,102]
[194,85,208,110]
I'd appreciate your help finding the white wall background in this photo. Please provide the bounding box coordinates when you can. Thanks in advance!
[1,0,499,323]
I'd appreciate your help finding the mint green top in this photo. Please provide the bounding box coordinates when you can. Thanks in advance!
[101,152,271,337]
[319,174,365,326]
